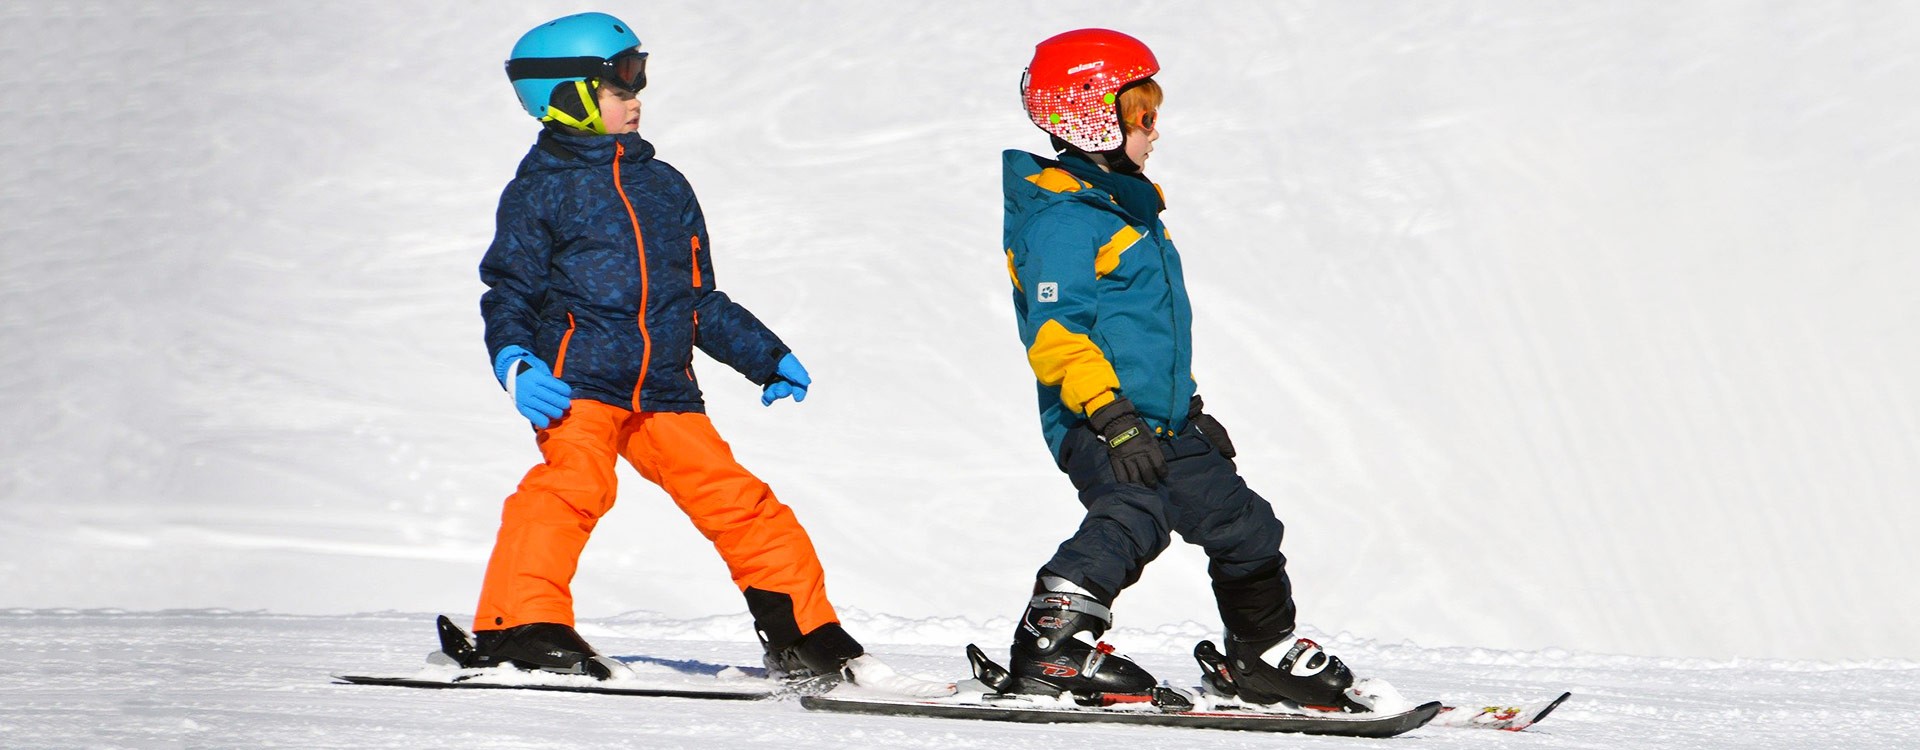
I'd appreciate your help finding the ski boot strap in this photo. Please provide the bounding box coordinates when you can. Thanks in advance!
[1026,591,1112,623]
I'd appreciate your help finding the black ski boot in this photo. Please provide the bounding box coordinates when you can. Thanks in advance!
[762,642,819,682]
[760,622,864,687]
[470,621,622,680]
[1213,632,1362,711]
[1008,586,1156,696]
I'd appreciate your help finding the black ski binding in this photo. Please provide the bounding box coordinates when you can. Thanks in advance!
[967,643,1191,713]
[966,643,1018,693]
[1147,686,1195,711]
[1193,639,1239,697]
[434,615,481,668]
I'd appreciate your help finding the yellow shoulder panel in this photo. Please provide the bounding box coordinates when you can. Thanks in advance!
[1095,226,1144,278]
[1025,167,1088,194]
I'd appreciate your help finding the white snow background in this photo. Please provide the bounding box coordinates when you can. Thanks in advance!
[2,1,1916,747]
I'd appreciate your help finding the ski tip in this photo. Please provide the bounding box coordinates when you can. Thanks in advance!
[1437,691,1572,731]
[1531,691,1572,724]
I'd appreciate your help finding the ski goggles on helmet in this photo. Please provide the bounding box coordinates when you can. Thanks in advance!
[507,48,649,92]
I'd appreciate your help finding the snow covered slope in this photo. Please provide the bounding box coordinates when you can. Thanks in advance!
[1,0,1916,663]
[4,610,1917,749]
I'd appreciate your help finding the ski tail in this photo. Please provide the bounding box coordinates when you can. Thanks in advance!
[434,615,479,668]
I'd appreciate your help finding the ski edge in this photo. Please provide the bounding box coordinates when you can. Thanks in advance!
[799,694,1444,738]
[333,674,775,701]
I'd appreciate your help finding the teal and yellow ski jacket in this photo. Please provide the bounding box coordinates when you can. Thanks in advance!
[1002,149,1196,458]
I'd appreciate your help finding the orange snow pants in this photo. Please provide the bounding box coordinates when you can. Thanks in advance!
[473,400,839,640]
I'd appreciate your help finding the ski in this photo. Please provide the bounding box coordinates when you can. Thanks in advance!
[334,615,787,701]
[333,673,775,700]
[1432,691,1572,731]
[800,642,1571,738]
[798,643,1440,738]
[1194,637,1572,732]
[800,691,1441,737]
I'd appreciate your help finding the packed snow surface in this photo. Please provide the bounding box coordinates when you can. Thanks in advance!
[4,610,1917,748]
[2,2,1917,745]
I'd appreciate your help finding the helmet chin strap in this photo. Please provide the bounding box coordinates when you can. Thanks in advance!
[1053,139,1143,176]
[542,80,607,134]
[1097,148,1143,176]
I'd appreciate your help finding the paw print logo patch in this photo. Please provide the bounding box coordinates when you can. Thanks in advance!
[1037,282,1059,302]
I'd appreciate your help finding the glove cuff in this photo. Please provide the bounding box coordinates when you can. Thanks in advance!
[493,345,535,388]
[1087,396,1136,431]
[1188,394,1205,420]
[752,346,794,386]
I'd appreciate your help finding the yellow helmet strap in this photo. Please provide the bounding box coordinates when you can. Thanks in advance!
[541,80,606,134]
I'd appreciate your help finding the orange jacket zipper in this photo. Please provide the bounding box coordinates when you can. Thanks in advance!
[612,142,653,411]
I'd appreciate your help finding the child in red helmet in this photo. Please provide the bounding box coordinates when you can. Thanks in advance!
[998,28,1370,710]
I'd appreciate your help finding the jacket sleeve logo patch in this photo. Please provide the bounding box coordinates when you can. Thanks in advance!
[1037,282,1059,302]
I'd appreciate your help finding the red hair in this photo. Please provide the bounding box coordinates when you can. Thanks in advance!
[1118,79,1162,132]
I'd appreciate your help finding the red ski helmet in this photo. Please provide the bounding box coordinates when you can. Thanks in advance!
[1021,29,1160,152]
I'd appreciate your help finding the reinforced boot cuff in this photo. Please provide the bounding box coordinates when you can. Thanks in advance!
[796,622,864,675]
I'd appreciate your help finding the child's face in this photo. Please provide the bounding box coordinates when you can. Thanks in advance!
[1123,109,1158,170]
[597,82,641,135]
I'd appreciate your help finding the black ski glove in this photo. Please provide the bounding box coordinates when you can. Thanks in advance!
[1088,396,1169,487]
[1188,395,1236,459]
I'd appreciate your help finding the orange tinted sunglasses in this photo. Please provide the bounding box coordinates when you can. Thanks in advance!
[1126,108,1158,132]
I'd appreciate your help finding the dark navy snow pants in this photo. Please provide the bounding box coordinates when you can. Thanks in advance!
[1040,422,1299,640]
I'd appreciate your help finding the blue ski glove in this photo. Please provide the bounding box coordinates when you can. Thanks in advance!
[760,352,811,406]
[493,345,572,429]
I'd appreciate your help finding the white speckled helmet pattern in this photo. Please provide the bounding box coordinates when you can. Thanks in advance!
[1021,29,1160,152]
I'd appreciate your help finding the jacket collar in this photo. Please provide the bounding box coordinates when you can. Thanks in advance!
[1003,150,1167,231]
[530,129,655,168]
[1056,150,1164,225]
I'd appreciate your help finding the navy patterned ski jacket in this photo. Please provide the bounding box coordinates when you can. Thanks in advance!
[480,129,788,413]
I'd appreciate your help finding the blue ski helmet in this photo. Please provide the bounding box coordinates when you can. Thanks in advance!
[505,12,647,122]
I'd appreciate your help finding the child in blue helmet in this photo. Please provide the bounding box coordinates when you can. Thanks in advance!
[462,12,948,697]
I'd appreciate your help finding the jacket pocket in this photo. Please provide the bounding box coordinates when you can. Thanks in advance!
[686,311,699,381]
[690,236,703,288]
[553,312,578,378]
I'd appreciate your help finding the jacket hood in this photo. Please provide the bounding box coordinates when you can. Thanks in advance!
[1003,149,1160,231]
[1004,149,1094,227]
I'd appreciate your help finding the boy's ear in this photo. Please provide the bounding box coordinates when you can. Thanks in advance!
[544,80,605,134]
